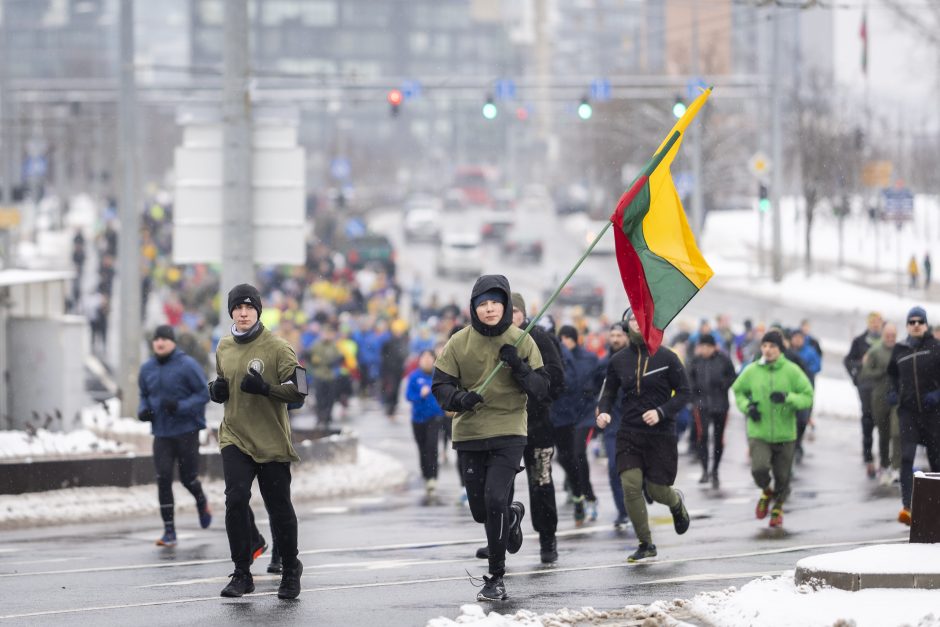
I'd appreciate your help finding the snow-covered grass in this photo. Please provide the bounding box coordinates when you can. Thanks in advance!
[0,446,406,529]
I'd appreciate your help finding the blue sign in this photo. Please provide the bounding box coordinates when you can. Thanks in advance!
[673,171,694,198]
[23,156,47,179]
[401,80,422,100]
[881,188,914,221]
[330,157,351,180]
[344,218,366,239]
[494,79,516,100]
[686,76,708,101]
[590,78,612,102]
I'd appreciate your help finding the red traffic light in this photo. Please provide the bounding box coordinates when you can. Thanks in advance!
[387,89,403,106]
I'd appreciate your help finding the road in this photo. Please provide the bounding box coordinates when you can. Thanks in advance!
[0,396,909,625]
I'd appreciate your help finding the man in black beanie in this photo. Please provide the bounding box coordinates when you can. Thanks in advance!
[209,283,308,599]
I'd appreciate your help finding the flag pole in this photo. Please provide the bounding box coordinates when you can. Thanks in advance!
[474,219,614,395]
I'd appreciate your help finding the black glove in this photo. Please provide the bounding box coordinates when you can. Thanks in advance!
[746,402,762,422]
[457,391,484,412]
[162,398,178,414]
[209,377,229,403]
[240,368,271,396]
[498,344,524,371]
[138,409,154,422]
[769,391,787,404]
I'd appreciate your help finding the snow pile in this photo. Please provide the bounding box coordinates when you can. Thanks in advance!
[797,544,940,575]
[811,376,859,421]
[427,600,694,627]
[686,574,940,627]
[0,428,131,460]
[0,446,407,528]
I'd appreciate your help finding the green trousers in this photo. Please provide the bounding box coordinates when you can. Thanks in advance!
[748,438,796,507]
[619,468,679,544]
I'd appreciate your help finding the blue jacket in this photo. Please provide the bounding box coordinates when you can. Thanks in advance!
[796,344,821,381]
[138,349,209,438]
[405,368,445,423]
[551,345,600,428]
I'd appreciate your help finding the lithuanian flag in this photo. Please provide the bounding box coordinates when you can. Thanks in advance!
[610,87,714,354]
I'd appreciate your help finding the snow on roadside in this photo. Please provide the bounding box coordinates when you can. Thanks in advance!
[0,446,406,529]
[426,600,695,627]
[0,428,131,460]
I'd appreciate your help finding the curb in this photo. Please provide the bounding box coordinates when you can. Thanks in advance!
[794,544,940,591]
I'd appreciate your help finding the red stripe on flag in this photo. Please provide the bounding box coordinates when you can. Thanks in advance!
[611,215,665,354]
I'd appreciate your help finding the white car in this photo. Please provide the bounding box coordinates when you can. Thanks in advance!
[584,219,616,254]
[403,207,441,242]
[436,232,483,278]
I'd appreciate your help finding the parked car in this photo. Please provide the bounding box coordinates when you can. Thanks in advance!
[545,276,604,316]
[436,232,483,278]
[340,233,395,275]
[502,233,543,264]
[403,207,441,242]
[480,210,514,242]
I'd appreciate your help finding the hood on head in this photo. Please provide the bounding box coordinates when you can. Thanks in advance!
[469,274,513,337]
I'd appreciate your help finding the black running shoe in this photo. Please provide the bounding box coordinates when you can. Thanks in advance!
[277,559,303,600]
[267,552,283,574]
[476,574,507,601]
[475,546,489,559]
[539,534,557,564]
[507,501,525,554]
[671,490,690,535]
[627,542,657,563]
[220,569,254,597]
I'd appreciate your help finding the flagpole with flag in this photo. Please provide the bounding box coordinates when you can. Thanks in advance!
[474,87,714,395]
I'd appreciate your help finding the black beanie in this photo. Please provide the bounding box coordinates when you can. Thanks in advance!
[761,330,785,351]
[227,283,262,318]
[559,325,579,342]
[152,324,175,342]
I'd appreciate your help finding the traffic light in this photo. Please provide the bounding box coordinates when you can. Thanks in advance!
[482,95,498,120]
[577,96,593,120]
[758,182,770,212]
[387,89,403,116]
[672,95,687,119]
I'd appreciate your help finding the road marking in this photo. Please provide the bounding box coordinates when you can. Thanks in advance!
[309,507,349,515]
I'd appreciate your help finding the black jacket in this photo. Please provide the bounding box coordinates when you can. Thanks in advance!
[845,331,880,387]
[525,324,565,448]
[887,334,940,417]
[687,351,736,414]
[598,342,691,436]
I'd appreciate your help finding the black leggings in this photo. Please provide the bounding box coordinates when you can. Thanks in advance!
[221,445,298,572]
[458,446,525,577]
[523,444,557,537]
[554,425,595,501]
[694,409,728,473]
[412,418,442,480]
[153,430,206,525]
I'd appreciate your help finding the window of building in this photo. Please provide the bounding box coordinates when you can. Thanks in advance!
[410,31,429,54]
[197,0,223,26]
[261,1,337,27]
[341,2,390,27]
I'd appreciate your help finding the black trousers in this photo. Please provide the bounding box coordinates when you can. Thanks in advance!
[555,425,595,501]
[153,430,206,525]
[899,412,940,509]
[412,418,442,480]
[523,444,557,537]
[858,386,875,463]
[221,445,298,572]
[694,409,728,473]
[458,445,525,577]
[315,379,337,425]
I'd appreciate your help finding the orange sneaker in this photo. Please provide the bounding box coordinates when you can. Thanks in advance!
[755,490,772,520]
[898,508,912,526]
[251,537,268,563]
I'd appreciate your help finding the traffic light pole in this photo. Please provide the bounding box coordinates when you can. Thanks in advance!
[689,1,704,239]
[770,3,784,283]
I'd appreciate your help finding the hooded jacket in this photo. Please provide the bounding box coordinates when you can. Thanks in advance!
[887,333,940,417]
[138,349,209,438]
[597,338,691,436]
[432,275,550,448]
[731,355,814,443]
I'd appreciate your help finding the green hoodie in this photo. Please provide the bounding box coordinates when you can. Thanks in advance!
[731,355,814,443]
[217,326,306,463]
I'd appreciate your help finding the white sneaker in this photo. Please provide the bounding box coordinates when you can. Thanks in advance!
[878,469,892,487]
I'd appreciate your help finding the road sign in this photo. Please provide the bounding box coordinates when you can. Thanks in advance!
[0,206,20,229]
[23,156,47,179]
[881,188,914,222]
[748,151,771,177]
[686,76,708,101]
[494,79,516,100]
[590,78,611,102]
[331,157,351,180]
[401,80,422,100]
[673,171,694,198]
[862,161,892,188]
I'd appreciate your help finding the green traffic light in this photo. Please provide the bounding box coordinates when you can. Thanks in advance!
[672,100,687,118]
[577,101,593,120]
[482,101,498,120]
[759,198,771,213]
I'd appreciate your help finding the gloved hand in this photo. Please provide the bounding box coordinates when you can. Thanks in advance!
[457,391,484,412]
[240,368,271,396]
[162,398,178,414]
[746,402,762,422]
[925,390,940,409]
[209,378,229,403]
[138,409,154,422]
[498,344,524,371]
[886,390,899,407]
[769,391,787,404]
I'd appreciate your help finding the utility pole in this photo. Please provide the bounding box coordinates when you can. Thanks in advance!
[689,1,704,239]
[770,3,784,283]
[219,0,253,332]
[1,0,15,268]
[118,0,141,416]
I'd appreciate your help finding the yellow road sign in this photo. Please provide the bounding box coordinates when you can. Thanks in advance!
[0,206,20,229]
